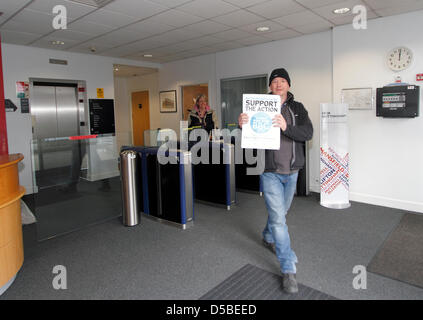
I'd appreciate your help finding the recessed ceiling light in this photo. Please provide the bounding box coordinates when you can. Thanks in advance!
[256,26,270,32]
[143,54,153,58]
[51,40,65,45]
[333,7,351,14]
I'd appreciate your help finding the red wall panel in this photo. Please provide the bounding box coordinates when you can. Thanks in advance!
[0,35,8,155]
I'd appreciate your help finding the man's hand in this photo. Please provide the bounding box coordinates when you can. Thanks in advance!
[238,113,249,128]
[273,114,287,131]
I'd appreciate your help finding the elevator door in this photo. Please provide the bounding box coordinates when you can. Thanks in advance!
[32,84,79,139]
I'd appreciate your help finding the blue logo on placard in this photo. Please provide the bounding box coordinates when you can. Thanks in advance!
[250,112,272,134]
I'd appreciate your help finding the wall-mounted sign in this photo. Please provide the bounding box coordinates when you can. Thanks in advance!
[89,99,115,135]
[16,81,29,99]
[97,88,104,99]
[20,98,30,113]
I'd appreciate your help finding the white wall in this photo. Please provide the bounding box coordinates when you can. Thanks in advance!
[159,32,333,193]
[157,10,423,213]
[2,43,159,193]
[159,54,217,136]
[333,10,423,213]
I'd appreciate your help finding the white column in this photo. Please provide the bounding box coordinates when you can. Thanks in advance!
[320,103,350,209]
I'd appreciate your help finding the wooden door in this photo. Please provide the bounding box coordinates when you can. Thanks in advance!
[131,91,150,146]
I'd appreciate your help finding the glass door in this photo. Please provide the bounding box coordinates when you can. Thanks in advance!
[220,75,267,130]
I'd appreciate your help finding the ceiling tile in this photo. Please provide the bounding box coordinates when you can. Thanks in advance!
[184,35,226,46]
[2,9,55,35]
[147,0,195,8]
[273,10,330,28]
[294,0,347,9]
[212,28,252,40]
[49,29,95,41]
[0,0,32,24]
[88,28,143,46]
[66,20,115,35]
[238,20,286,35]
[176,0,239,19]
[365,0,420,10]
[143,9,203,27]
[0,29,41,45]
[211,9,264,27]
[101,0,168,19]
[374,3,423,17]
[123,20,176,38]
[178,20,231,35]
[222,0,272,8]
[78,8,140,27]
[261,28,302,40]
[147,28,200,43]
[246,0,305,19]
[235,35,271,46]
[292,20,333,34]
[26,0,97,21]
[126,38,168,50]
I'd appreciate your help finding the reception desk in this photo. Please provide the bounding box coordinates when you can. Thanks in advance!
[0,154,25,295]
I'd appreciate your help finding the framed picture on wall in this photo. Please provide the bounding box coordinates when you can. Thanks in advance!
[159,90,177,113]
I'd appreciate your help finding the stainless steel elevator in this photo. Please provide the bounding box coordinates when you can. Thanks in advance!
[31,83,80,139]
[30,79,87,186]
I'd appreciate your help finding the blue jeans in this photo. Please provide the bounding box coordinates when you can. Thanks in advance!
[261,171,299,274]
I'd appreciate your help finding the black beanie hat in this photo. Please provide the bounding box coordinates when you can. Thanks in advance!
[269,68,291,87]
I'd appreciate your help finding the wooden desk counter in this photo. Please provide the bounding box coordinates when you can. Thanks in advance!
[0,153,25,293]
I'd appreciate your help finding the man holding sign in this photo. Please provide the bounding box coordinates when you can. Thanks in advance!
[238,68,313,294]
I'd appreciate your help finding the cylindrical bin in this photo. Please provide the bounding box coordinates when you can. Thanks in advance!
[120,150,140,226]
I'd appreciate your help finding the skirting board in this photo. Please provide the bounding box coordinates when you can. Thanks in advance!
[309,184,423,214]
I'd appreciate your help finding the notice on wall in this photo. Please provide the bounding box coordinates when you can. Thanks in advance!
[16,81,29,99]
[89,99,115,135]
[241,94,281,150]
[97,88,104,99]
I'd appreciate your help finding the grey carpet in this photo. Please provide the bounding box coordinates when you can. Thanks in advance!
[200,264,337,300]
[1,192,423,300]
[367,213,423,289]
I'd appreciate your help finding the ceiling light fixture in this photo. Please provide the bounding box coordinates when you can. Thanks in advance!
[143,54,153,58]
[51,40,65,45]
[256,26,270,32]
[333,7,351,14]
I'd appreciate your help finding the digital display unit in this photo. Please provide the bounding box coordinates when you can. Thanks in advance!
[376,85,419,118]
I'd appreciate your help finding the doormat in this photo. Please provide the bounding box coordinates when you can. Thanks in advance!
[368,213,423,289]
[199,264,337,300]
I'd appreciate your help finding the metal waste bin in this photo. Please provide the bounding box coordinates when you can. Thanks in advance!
[120,150,140,226]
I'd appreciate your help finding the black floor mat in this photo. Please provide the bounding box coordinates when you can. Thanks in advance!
[368,213,423,289]
[199,264,337,300]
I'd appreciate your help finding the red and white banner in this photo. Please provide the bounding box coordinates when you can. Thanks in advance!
[320,103,350,209]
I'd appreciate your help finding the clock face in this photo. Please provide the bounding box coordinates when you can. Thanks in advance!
[387,47,413,72]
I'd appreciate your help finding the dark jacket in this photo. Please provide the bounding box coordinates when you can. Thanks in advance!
[265,92,313,172]
[188,109,218,135]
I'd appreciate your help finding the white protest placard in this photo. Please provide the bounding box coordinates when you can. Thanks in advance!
[241,94,281,150]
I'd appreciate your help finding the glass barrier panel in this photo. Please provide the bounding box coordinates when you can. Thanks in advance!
[28,134,122,241]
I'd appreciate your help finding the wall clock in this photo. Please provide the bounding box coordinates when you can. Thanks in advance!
[387,46,413,72]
